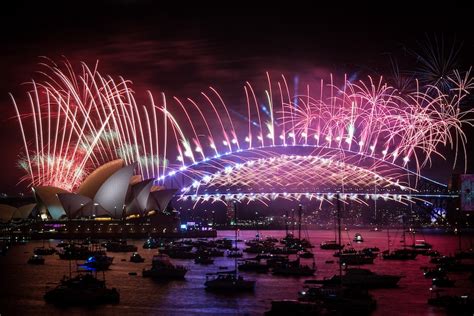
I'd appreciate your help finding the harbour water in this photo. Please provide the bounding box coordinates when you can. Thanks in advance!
[0,229,472,315]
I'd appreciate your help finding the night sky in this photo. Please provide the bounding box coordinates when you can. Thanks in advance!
[1,1,473,194]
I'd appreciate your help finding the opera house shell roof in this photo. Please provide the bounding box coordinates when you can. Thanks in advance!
[0,203,36,223]
[29,159,177,220]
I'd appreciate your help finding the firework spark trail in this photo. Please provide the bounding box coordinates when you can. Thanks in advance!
[10,59,474,205]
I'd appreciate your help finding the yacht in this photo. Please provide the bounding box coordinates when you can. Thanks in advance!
[298,284,377,314]
[130,252,145,263]
[339,252,375,265]
[432,276,455,287]
[238,259,269,273]
[34,246,56,256]
[82,254,114,270]
[0,241,8,256]
[410,239,432,250]
[28,254,45,265]
[58,243,105,260]
[353,233,364,243]
[272,258,316,276]
[298,250,314,258]
[143,238,159,249]
[142,254,187,279]
[305,268,402,288]
[423,267,446,278]
[320,240,343,250]
[103,240,137,252]
[265,299,322,315]
[455,248,474,259]
[204,270,255,291]
[205,201,255,292]
[194,255,214,265]
[428,290,474,313]
[227,250,243,258]
[382,248,417,260]
[44,273,119,305]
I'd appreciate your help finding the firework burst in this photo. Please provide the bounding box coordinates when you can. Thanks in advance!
[11,58,474,205]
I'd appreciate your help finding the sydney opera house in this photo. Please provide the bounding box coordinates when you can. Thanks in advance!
[0,159,199,238]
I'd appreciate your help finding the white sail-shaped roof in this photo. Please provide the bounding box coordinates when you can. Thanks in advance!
[33,186,68,219]
[93,163,135,217]
[0,204,17,223]
[126,179,155,215]
[13,203,36,219]
[77,159,124,199]
[147,189,177,212]
[57,193,93,218]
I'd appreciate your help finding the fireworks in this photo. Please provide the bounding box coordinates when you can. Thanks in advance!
[11,58,474,204]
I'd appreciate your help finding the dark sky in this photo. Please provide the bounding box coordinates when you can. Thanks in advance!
[0,1,473,194]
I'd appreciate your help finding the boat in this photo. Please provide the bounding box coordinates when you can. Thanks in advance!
[194,255,214,265]
[298,284,377,314]
[264,299,322,315]
[238,259,269,273]
[205,200,255,291]
[302,194,376,314]
[353,233,364,243]
[362,247,380,254]
[34,246,56,256]
[142,254,187,279]
[28,254,45,264]
[272,258,316,276]
[56,241,69,248]
[333,247,357,257]
[455,248,474,259]
[227,250,243,258]
[424,249,440,257]
[82,254,114,270]
[166,249,196,259]
[410,239,432,250]
[428,290,474,314]
[430,255,456,265]
[298,250,314,258]
[382,248,417,260]
[44,273,119,305]
[0,241,8,256]
[130,252,145,263]
[57,243,105,260]
[320,240,343,250]
[305,268,402,288]
[423,267,446,279]
[432,276,455,287]
[339,253,375,265]
[103,240,138,252]
[204,270,255,291]
[143,238,159,249]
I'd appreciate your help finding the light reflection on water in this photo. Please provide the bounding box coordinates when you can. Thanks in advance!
[0,229,472,315]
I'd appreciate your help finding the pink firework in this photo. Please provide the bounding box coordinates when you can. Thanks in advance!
[11,59,474,204]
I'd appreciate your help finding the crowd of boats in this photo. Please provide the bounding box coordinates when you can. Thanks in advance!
[2,229,473,314]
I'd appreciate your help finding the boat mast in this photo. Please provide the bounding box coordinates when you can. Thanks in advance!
[68,256,72,278]
[402,213,407,249]
[387,225,390,252]
[298,204,302,241]
[233,200,238,273]
[337,193,342,283]
[291,208,295,236]
[374,165,377,223]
